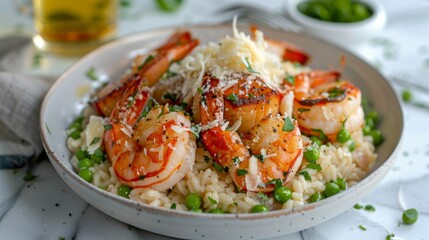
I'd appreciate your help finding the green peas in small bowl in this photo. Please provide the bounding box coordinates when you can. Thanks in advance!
[285,0,387,46]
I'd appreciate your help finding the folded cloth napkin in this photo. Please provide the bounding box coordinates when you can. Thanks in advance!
[0,36,49,168]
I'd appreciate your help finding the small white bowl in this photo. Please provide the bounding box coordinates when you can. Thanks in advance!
[286,0,387,46]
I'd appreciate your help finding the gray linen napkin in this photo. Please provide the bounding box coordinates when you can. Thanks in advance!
[0,36,49,168]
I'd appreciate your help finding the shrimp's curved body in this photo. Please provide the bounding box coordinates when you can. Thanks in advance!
[102,31,199,191]
[292,71,364,141]
[198,74,303,192]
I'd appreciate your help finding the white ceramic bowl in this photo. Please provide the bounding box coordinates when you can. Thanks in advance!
[286,0,387,46]
[40,24,402,240]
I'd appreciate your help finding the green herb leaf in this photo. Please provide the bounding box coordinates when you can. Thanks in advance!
[197,87,203,93]
[232,156,240,165]
[237,169,248,176]
[306,163,322,171]
[298,108,310,113]
[311,128,328,142]
[213,162,226,172]
[120,0,131,7]
[208,196,217,205]
[89,137,101,146]
[170,203,176,209]
[45,123,51,135]
[243,57,259,74]
[226,93,238,102]
[104,124,112,130]
[284,75,295,85]
[190,124,202,138]
[268,178,283,190]
[163,92,177,102]
[253,154,264,163]
[358,225,367,231]
[24,172,38,182]
[299,170,311,181]
[138,98,154,121]
[203,155,211,163]
[257,192,269,201]
[282,116,295,132]
[138,55,154,70]
[233,202,238,207]
[86,67,98,81]
[169,105,184,112]
[386,233,395,240]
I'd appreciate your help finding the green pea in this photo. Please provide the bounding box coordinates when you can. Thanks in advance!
[362,126,371,136]
[369,130,383,146]
[337,128,351,143]
[336,178,347,190]
[365,117,375,129]
[69,130,81,139]
[190,208,202,213]
[304,145,319,163]
[209,209,224,214]
[75,149,89,161]
[401,89,412,102]
[309,193,324,203]
[402,208,418,224]
[68,122,82,131]
[79,169,93,182]
[348,139,356,152]
[78,158,93,169]
[310,136,323,147]
[274,186,292,204]
[251,204,269,213]
[367,111,379,123]
[118,185,132,198]
[185,193,202,210]
[91,148,105,164]
[323,182,340,197]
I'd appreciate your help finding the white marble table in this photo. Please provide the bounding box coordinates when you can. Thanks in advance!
[1,0,428,239]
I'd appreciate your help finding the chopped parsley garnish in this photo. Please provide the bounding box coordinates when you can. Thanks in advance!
[208,196,217,205]
[232,156,240,165]
[298,108,310,113]
[284,75,295,85]
[157,107,165,118]
[120,0,131,7]
[45,123,51,135]
[282,116,295,132]
[311,128,328,142]
[248,93,253,98]
[237,169,248,176]
[139,98,155,120]
[226,93,238,102]
[138,55,154,70]
[306,163,322,171]
[190,124,202,138]
[86,67,98,81]
[299,170,311,181]
[233,202,238,207]
[243,57,259,74]
[203,155,211,163]
[169,105,184,112]
[197,87,203,93]
[170,203,177,209]
[401,89,412,102]
[268,178,283,190]
[127,90,138,108]
[257,192,269,201]
[91,148,105,164]
[358,225,367,231]
[213,162,226,172]
[104,124,112,130]
[23,172,38,182]
[163,92,177,102]
[89,137,101,146]
[254,154,264,163]
[327,86,345,98]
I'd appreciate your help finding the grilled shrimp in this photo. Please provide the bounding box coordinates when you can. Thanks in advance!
[104,75,196,191]
[292,71,364,141]
[101,31,199,191]
[92,31,199,117]
[198,74,303,192]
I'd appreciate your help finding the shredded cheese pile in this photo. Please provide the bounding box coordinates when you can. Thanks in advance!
[173,17,284,103]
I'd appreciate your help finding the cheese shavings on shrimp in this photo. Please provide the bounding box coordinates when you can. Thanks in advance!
[174,16,284,103]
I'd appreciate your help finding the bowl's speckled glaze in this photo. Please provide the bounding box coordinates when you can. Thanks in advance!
[40,24,403,240]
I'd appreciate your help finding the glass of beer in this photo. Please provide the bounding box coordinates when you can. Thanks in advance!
[32,0,118,55]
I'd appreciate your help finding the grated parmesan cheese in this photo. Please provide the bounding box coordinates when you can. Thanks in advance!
[175,16,284,103]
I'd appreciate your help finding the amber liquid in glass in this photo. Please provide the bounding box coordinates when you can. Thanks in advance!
[33,0,118,54]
